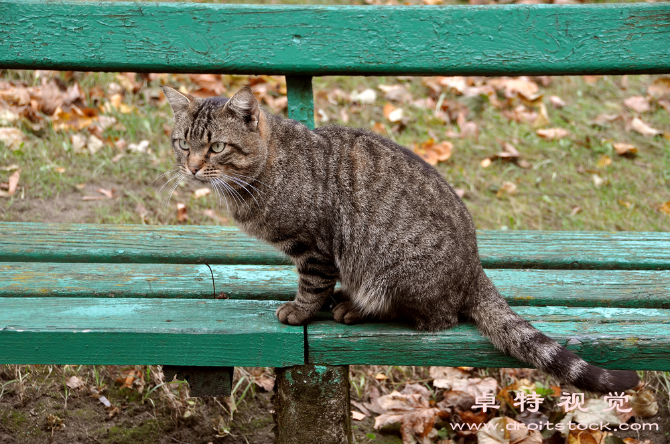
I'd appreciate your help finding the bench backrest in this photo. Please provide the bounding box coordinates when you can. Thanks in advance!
[2,0,670,128]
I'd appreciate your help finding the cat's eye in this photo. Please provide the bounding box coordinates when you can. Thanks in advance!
[211,142,227,153]
[177,139,189,150]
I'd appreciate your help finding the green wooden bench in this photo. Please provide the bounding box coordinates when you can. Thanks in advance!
[1,1,670,442]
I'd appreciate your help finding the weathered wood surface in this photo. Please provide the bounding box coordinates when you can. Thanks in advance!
[287,76,315,129]
[0,298,303,366]
[308,306,670,370]
[274,365,352,444]
[1,223,669,269]
[3,263,670,309]
[2,2,669,76]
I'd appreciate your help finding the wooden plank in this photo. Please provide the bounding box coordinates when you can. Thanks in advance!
[2,263,670,309]
[1,223,669,270]
[307,307,670,370]
[0,222,289,265]
[1,2,669,76]
[0,298,303,367]
[286,76,315,129]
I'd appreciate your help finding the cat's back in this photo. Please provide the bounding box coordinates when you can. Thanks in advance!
[312,124,477,263]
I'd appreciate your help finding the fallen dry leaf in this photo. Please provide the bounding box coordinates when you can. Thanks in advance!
[647,77,670,98]
[613,143,638,156]
[573,398,622,427]
[624,96,651,113]
[0,127,26,149]
[477,417,542,444]
[488,77,540,101]
[549,95,566,108]
[481,158,492,168]
[351,89,377,104]
[658,98,670,115]
[536,128,569,140]
[188,74,226,97]
[597,155,612,168]
[413,139,453,166]
[497,181,518,197]
[570,206,582,216]
[96,188,115,199]
[430,367,470,388]
[82,196,106,201]
[193,188,211,199]
[53,106,98,131]
[592,174,606,188]
[116,72,143,94]
[87,135,104,155]
[629,389,658,417]
[66,376,85,390]
[177,202,188,222]
[532,103,550,128]
[373,385,444,444]
[592,113,622,127]
[7,169,20,195]
[630,117,662,136]
[352,411,366,421]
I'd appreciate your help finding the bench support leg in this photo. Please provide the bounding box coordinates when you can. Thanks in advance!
[273,364,352,444]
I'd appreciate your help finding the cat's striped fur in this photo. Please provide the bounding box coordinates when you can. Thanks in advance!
[163,85,639,393]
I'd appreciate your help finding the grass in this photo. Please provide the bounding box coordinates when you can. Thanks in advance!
[1,71,668,230]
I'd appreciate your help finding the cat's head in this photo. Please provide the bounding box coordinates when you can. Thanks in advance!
[162,86,267,183]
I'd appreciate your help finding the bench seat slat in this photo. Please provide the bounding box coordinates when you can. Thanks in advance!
[1,223,669,270]
[2,263,669,309]
[307,307,670,370]
[1,2,669,76]
[0,298,303,367]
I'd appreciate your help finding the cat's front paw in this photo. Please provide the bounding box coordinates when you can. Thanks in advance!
[275,302,314,326]
[333,301,365,325]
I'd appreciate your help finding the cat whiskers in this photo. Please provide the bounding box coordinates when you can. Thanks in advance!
[214,177,247,209]
[220,174,264,210]
[162,170,188,209]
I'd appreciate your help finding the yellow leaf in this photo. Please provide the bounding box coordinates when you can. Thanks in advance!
[596,155,612,168]
[659,202,670,216]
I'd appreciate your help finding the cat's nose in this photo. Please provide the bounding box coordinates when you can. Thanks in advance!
[189,166,200,175]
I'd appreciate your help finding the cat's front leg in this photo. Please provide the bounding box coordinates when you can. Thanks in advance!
[275,256,339,326]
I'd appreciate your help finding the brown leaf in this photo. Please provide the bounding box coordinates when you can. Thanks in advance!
[82,195,106,201]
[53,106,99,131]
[373,388,441,444]
[532,103,550,128]
[487,77,540,100]
[96,188,115,199]
[624,96,651,113]
[413,139,453,166]
[352,411,366,421]
[613,142,638,156]
[478,417,543,444]
[116,73,143,94]
[0,127,26,149]
[629,389,658,417]
[658,98,670,115]
[437,390,475,413]
[647,77,670,98]
[570,206,582,216]
[450,377,498,400]
[630,117,662,136]
[7,169,20,196]
[536,128,569,140]
[592,113,622,127]
[66,376,85,390]
[497,181,518,197]
[193,188,211,199]
[549,95,566,108]
[177,202,188,222]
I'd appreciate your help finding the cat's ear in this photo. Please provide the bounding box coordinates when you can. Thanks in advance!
[225,87,260,128]
[162,86,194,117]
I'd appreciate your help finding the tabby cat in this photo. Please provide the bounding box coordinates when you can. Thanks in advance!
[162,85,639,393]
